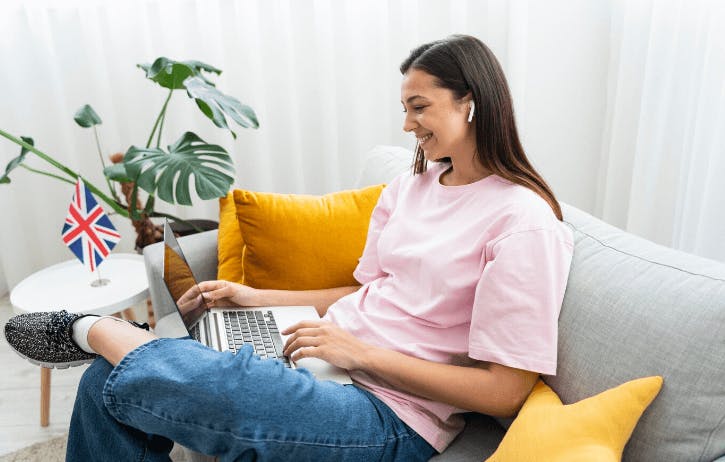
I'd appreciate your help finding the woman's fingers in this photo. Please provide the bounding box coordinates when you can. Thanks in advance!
[283,334,323,357]
[196,280,255,307]
[178,293,204,313]
[281,320,324,335]
[196,280,225,292]
[282,327,325,355]
[288,346,320,362]
[177,284,202,305]
[202,285,235,305]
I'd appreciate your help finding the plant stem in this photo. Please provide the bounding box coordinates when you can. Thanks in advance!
[0,128,129,218]
[146,88,174,148]
[143,194,156,214]
[129,183,141,220]
[93,125,121,202]
[1,129,75,180]
[156,110,166,148]
[19,164,76,185]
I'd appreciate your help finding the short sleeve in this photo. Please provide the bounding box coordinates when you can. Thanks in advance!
[353,175,403,284]
[468,227,573,375]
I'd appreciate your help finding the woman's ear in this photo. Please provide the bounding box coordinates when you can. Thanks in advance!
[460,92,475,122]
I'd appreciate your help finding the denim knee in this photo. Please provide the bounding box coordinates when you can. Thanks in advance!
[77,358,114,404]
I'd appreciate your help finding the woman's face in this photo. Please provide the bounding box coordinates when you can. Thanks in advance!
[401,69,474,162]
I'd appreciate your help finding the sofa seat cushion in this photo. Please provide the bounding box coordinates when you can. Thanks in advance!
[429,414,505,461]
[548,203,725,461]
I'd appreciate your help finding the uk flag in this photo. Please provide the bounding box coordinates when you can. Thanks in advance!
[61,178,122,272]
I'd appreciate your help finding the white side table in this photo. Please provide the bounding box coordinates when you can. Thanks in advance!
[10,253,149,427]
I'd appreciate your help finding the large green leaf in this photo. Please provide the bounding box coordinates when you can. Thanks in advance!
[103,163,133,183]
[0,136,34,184]
[138,57,221,90]
[123,132,234,205]
[73,104,102,128]
[182,60,223,81]
[185,76,259,139]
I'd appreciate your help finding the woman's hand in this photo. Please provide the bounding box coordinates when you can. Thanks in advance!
[282,320,376,371]
[175,285,208,324]
[195,280,260,307]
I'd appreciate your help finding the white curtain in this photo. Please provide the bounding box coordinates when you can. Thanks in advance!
[596,0,725,261]
[0,0,723,294]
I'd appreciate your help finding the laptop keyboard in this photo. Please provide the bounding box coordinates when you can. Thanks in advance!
[190,322,201,342]
[224,310,291,368]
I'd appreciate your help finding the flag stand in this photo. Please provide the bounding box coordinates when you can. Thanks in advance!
[90,268,110,287]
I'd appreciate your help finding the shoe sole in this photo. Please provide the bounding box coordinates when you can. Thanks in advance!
[8,345,95,369]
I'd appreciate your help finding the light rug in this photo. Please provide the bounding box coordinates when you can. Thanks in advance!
[0,435,66,462]
[0,435,188,461]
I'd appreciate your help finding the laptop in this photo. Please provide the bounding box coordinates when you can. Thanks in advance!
[159,219,352,384]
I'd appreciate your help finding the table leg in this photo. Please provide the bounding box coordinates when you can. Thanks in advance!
[40,367,51,427]
[120,308,136,321]
[146,298,156,329]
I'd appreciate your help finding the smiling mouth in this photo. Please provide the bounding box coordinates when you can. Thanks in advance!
[417,134,433,145]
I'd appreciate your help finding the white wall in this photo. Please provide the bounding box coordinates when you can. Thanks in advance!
[0,259,7,296]
[520,0,612,213]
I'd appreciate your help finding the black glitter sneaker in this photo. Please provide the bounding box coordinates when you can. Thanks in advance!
[4,310,150,369]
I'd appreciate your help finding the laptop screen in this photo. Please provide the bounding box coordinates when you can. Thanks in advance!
[162,220,208,332]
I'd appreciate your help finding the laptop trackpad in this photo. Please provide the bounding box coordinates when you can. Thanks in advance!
[273,307,353,385]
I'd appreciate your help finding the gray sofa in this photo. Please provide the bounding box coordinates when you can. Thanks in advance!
[144,146,725,461]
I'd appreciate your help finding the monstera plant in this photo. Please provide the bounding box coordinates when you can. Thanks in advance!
[0,57,258,248]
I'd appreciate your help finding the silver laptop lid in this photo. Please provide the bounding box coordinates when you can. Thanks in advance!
[162,219,208,334]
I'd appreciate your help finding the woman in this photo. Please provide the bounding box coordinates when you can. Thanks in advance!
[5,34,573,461]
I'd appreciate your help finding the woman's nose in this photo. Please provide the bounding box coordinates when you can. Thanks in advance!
[402,112,417,133]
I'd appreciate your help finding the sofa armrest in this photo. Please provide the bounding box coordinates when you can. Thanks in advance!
[143,229,219,320]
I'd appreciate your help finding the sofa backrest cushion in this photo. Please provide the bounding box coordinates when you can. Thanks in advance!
[355,145,412,187]
[552,203,725,461]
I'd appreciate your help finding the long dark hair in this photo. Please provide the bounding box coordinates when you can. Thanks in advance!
[400,35,563,221]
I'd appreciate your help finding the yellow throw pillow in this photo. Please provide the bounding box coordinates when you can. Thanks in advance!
[485,376,663,462]
[218,192,246,283]
[217,184,385,290]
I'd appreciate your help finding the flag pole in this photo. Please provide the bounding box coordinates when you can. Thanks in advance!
[91,267,110,287]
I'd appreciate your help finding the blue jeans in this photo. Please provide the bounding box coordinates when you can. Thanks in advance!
[67,338,436,462]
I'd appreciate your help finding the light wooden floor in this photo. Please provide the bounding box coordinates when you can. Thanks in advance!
[0,294,147,456]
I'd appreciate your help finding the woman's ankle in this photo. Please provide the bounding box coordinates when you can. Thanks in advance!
[87,317,158,366]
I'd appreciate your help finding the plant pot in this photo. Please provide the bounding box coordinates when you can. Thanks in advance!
[133,217,219,253]
[169,219,219,237]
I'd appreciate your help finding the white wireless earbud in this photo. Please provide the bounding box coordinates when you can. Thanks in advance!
[467,100,475,123]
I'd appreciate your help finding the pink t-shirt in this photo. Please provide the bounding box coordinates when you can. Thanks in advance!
[323,162,574,452]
